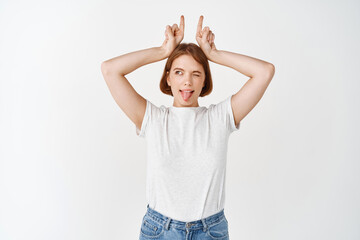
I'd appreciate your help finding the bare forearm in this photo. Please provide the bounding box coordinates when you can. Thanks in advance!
[208,50,274,78]
[101,46,167,76]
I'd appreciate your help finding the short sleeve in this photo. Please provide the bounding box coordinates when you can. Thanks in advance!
[210,95,240,133]
[135,99,163,138]
[135,100,150,138]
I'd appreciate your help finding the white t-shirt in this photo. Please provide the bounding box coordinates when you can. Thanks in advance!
[136,95,240,222]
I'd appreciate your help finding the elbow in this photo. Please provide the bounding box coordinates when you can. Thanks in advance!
[101,61,126,76]
[101,61,111,75]
[265,63,275,80]
[255,63,275,81]
[258,62,275,76]
[266,63,275,73]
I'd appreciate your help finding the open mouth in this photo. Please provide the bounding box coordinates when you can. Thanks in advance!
[179,90,194,101]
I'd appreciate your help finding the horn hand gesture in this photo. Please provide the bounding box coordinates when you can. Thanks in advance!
[161,15,185,58]
[196,15,217,60]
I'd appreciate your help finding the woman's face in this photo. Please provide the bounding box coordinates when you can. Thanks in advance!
[167,54,205,107]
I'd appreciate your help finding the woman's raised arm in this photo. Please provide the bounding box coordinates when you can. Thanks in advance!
[196,15,275,127]
[100,16,185,131]
[101,47,166,76]
[101,15,185,75]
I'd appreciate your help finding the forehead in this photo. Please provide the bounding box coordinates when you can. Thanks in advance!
[171,55,204,72]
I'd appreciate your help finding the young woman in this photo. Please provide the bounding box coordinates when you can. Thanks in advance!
[101,15,275,240]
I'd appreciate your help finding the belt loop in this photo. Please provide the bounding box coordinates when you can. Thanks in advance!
[201,218,207,232]
[164,217,171,230]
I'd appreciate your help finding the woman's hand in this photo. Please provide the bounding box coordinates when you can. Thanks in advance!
[196,15,217,60]
[161,15,185,58]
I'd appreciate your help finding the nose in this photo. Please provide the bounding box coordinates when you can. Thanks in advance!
[183,73,193,86]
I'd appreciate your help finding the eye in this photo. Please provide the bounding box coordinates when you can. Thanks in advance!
[194,74,200,77]
[175,71,182,75]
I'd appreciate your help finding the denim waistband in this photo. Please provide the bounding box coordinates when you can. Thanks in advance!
[144,204,226,232]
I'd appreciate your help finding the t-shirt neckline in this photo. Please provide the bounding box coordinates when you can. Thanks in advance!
[169,106,204,110]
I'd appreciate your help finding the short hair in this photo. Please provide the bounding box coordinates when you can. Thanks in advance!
[159,43,213,97]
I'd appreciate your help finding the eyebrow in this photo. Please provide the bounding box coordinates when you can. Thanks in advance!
[173,68,202,74]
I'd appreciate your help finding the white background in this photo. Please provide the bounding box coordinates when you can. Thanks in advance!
[1,0,359,239]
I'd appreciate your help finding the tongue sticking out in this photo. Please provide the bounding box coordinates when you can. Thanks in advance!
[180,91,193,101]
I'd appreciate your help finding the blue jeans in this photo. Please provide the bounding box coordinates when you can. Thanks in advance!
[139,204,230,240]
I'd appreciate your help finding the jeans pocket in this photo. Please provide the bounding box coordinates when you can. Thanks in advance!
[206,217,229,239]
[140,215,165,238]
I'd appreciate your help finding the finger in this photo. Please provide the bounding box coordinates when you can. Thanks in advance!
[196,15,204,37]
[202,26,210,41]
[200,27,208,39]
[207,30,212,42]
[210,32,215,43]
[209,33,214,45]
[171,24,178,33]
[179,15,184,32]
[166,25,173,38]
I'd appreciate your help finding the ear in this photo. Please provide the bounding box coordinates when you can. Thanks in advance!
[166,71,171,86]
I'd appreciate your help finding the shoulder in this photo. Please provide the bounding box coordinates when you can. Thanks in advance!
[208,95,240,132]
[135,99,167,137]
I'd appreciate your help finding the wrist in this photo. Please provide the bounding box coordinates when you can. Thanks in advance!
[207,49,220,62]
[158,46,171,60]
